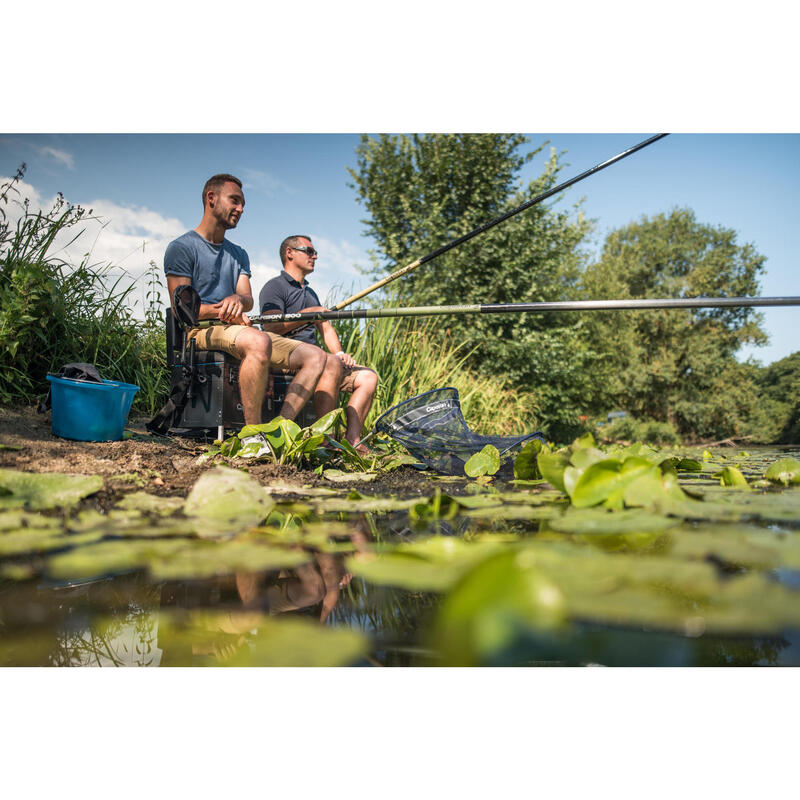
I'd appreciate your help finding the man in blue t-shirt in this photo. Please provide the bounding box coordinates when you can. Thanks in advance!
[164,174,280,453]
[259,235,378,453]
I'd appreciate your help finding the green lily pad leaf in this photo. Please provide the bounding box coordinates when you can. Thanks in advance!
[572,432,596,449]
[463,504,561,521]
[702,449,713,460]
[46,539,187,580]
[313,496,417,513]
[147,540,310,580]
[674,458,703,472]
[513,439,543,480]
[409,490,461,521]
[0,469,103,510]
[429,549,567,666]
[765,458,800,486]
[0,527,104,557]
[548,508,680,535]
[0,510,61,531]
[155,610,367,666]
[0,563,36,580]
[183,468,275,538]
[114,492,185,513]
[712,466,750,488]
[346,536,500,592]
[322,470,378,483]
[569,447,610,471]
[536,450,569,494]
[666,524,800,570]
[380,454,422,472]
[464,445,500,478]
[0,443,22,452]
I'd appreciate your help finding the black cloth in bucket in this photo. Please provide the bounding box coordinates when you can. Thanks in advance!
[372,386,545,476]
[38,363,104,413]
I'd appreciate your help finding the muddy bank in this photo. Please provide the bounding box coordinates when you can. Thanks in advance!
[0,407,446,501]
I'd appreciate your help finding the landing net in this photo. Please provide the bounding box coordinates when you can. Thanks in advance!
[373,387,544,476]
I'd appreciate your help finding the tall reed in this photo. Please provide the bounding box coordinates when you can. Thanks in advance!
[0,166,167,414]
[333,308,541,435]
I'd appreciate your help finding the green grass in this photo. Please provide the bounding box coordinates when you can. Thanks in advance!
[334,308,542,436]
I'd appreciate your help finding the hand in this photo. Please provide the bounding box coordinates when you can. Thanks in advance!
[335,351,356,367]
[214,294,244,323]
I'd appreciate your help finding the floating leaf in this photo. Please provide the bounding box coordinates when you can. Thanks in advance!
[155,610,367,666]
[513,439,543,480]
[114,492,184,513]
[712,466,750,488]
[323,470,378,483]
[765,458,800,486]
[46,539,188,580]
[0,469,103,510]
[535,449,586,496]
[464,445,500,478]
[548,508,680,535]
[346,536,500,592]
[183,468,274,537]
[147,540,310,580]
[429,549,567,665]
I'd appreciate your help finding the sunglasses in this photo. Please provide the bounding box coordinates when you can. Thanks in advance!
[292,246,318,257]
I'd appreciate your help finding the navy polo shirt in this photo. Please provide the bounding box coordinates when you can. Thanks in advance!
[259,271,321,345]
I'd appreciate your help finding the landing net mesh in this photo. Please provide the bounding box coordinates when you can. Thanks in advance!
[373,387,544,476]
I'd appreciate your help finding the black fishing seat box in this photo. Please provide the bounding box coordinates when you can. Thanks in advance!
[165,312,314,439]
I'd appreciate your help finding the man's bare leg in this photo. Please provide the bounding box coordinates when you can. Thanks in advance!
[234,328,272,425]
[313,354,344,419]
[345,369,378,448]
[280,344,326,420]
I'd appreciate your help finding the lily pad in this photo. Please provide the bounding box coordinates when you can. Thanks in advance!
[155,610,367,666]
[548,509,680,535]
[765,458,800,486]
[183,468,275,537]
[323,470,378,483]
[464,445,501,478]
[0,469,103,510]
[428,549,567,665]
[115,492,184,513]
[513,440,543,480]
[147,540,310,580]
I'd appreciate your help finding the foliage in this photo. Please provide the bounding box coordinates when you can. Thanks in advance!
[347,134,594,441]
[579,208,768,440]
[601,414,680,446]
[751,351,800,443]
[0,166,168,414]
[332,292,542,436]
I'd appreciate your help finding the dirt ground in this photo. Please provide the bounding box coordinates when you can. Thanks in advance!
[0,407,442,501]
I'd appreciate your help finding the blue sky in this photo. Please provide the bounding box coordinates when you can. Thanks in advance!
[1,133,797,365]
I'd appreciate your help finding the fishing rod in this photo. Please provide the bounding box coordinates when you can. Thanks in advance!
[244,296,800,326]
[331,133,670,311]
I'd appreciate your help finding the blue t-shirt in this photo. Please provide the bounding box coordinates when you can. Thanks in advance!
[259,271,322,345]
[164,230,251,304]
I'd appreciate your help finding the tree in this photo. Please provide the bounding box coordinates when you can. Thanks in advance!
[580,208,769,440]
[348,134,595,440]
[753,351,800,443]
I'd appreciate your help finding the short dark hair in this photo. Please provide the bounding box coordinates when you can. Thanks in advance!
[202,174,242,207]
[280,235,312,265]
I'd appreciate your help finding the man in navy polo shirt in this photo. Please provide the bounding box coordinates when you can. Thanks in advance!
[259,235,378,453]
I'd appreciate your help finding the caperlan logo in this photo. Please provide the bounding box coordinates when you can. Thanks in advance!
[425,402,453,413]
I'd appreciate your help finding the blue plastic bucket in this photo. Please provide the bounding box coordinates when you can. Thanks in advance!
[46,375,139,442]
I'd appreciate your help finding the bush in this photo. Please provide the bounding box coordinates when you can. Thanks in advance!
[600,414,680,445]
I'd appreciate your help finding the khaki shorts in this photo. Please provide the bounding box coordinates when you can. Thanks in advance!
[340,365,378,394]
[186,326,302,370]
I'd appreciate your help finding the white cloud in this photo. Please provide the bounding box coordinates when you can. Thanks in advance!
[35,145,75,170]
[240,168,296,198]
[1,175,185,319]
